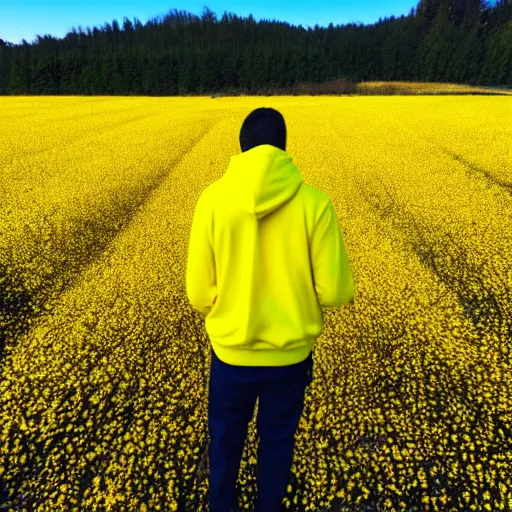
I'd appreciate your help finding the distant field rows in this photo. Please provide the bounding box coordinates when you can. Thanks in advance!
[0,96,510,511]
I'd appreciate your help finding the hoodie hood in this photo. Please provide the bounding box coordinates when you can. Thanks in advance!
[222,144,303,220]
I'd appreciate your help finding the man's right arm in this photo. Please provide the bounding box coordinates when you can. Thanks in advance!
[309,199,355,307]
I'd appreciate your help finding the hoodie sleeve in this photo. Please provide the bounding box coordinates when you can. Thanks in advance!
[186,189,217,316]
[310,199,355,308]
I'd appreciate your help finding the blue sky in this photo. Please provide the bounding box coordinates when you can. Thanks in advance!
[1,0,420,45]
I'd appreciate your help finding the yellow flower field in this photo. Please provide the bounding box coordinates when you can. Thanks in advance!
[356,81,512,95]
[0,95,511,512]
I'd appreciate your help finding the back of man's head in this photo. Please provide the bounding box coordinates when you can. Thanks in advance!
[239,107,287,153]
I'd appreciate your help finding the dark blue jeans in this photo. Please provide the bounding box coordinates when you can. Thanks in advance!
[208,346,313,512]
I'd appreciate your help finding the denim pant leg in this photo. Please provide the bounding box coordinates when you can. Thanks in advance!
[208,348,259,512]
[255,352,312,512]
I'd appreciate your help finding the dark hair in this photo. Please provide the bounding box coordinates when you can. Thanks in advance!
[239,107,287,153]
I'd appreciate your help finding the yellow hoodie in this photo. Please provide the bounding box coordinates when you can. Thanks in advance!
[186,144,355,367]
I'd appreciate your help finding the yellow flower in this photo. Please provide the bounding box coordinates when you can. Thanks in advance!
[1,94,509,511]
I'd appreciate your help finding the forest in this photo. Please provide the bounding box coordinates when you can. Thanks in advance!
[0,0,511,95]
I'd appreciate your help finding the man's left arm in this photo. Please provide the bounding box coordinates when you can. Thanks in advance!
[186,188,217,316]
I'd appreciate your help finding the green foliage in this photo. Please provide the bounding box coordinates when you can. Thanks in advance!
[480,19,512,84]
[0,0,511,95]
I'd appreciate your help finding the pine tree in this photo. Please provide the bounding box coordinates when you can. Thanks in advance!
[418,0,443,21]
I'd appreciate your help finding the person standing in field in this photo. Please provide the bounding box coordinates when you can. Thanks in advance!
[186,107,355,512]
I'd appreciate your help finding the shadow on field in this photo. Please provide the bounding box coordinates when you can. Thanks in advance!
[440,147,512,196]
[354,175,510,345]
[0,120,220,366]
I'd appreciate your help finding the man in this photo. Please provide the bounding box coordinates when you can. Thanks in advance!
[186,107,355,512]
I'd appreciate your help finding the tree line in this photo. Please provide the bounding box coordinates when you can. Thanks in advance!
[0,0,511,96]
